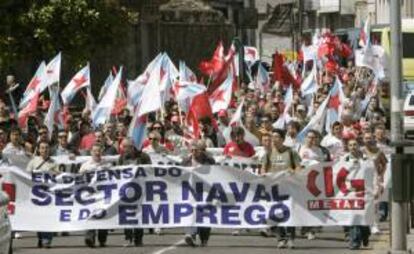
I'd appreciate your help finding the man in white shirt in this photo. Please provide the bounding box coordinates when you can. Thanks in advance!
[321,121,344,161]
[27,141,58,173]
[26,141,58,248]
[298,130,327,240]
[79,143,111,248]
[283,121,300,151]
[79,143,110,173]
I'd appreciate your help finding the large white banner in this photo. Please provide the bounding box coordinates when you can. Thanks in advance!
[0,159,375,232]
[38,153,262,175]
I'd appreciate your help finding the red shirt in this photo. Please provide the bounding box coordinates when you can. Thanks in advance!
[79,133,96,151]
[223,141,255,158]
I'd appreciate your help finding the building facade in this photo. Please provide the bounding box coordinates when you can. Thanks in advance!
[355,0,414,25]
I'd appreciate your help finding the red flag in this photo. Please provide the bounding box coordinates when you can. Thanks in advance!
[110,66,127,116]
[111,98,127,115]
[340,42,352,59]
[207,46,236,94]
[272,51,284,84]
[325,58,338,74]
[18,91,39,128]
[199,41,225,77]
[190,92,213,120]
[186,107,200,139]
[271,51,301,90]
[283,67,301,90]
[317,33,336,59]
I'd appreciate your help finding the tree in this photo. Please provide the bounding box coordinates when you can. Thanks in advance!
[0,0,138,71]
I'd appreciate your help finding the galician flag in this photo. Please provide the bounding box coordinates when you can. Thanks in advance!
[209,72,233,113]
[92,67,122,127]
[61,64,90,105]
[19,61,46,109]
[39,52,61,92]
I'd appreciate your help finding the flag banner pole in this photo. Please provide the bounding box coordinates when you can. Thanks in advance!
[7,91,18,118]
[206,73,213,88]
[160,107,165,122]
[178,105,184,126]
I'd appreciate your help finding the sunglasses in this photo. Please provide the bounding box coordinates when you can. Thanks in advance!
[149,137,159,141]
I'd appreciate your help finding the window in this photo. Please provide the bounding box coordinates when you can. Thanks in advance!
[403,33,414,58]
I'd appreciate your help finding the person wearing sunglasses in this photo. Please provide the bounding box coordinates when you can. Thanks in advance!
[142,122,174,152]
[142,131,169,154]
[53,130,78,157]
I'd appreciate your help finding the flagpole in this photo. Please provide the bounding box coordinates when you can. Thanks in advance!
[160,108,165,122]
[6,89,18,119]
[177,106,184,126]
[206,73,213,88]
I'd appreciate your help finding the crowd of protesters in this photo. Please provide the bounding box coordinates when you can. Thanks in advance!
[0,34,392,250]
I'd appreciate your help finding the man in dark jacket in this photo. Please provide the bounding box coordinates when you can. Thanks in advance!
[119,138,151,246]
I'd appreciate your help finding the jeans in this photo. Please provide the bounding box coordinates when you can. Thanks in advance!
[37,232,53,245]
[348,226,370,249]
[186,227,211,243]
[278,227,295,241]
[124,228,144,244]
[85,230,108,245]
[378,202,389,221]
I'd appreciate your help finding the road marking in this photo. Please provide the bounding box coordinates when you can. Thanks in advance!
[152,239,185,254]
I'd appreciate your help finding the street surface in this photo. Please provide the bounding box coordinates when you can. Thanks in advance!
[12,225,389,254]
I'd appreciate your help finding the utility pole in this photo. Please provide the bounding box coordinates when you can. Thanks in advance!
[390,0,407,252]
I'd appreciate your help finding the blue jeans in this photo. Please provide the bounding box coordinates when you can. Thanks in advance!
[348,226,370,249]
[379,202,389,221]
[37,232,53,245]
[185,227,211,242]
[278,227,295,241]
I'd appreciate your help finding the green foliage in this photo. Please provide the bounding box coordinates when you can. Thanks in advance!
[0,0,137,70]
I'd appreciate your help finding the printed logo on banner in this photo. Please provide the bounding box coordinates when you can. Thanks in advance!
[306,166,365,211]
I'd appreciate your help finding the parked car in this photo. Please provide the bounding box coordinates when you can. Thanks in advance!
[0,191,11,254]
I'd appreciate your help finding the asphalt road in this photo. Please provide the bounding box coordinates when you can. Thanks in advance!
[12,225,390,254]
